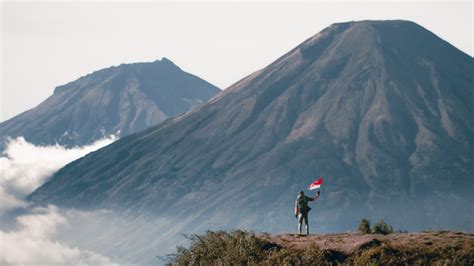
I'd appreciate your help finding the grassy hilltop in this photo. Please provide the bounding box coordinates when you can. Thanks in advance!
[166,230,473,265]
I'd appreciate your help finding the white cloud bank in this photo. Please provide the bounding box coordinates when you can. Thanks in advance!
[0,136,116,213]
[0,206,118,265]
[0,136,120,265]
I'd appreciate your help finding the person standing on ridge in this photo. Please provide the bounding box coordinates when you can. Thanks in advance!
[294,190,320,235]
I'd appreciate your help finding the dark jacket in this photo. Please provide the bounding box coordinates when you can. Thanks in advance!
[295,194,314,214]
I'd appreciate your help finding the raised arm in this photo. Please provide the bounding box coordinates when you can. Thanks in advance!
[311,190,321,201]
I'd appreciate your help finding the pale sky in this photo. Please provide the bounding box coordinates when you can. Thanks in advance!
[1,1,472,122]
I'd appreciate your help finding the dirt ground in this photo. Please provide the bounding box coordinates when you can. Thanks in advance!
[270,231,474,254]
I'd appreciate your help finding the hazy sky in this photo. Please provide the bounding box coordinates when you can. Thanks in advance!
[1,1,472,122]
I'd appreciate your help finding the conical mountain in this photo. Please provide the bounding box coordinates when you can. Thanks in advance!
[0,58,219,148]
[30,20,474,232]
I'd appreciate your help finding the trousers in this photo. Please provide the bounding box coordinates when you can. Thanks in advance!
[297,212,309,235]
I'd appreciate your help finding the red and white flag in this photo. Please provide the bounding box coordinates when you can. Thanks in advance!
[308,177,323,190]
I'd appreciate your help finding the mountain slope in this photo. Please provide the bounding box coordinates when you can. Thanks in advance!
[0,58,219,148]
[30,20,474,232]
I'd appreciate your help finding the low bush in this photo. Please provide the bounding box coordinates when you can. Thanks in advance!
[359,218,394,235]
[165,230,273,265]
[358,218,371,234]
[372,219,394,235]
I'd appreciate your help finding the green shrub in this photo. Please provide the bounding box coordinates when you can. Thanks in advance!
[372,219,394,235]
[166,230,274,265]
[358,218,371,234]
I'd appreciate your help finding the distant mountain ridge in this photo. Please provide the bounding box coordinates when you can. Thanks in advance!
[0,58,219,148]
[30,20,474,233]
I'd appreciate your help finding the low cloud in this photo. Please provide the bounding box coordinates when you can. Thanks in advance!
[0,187,27,212]
[0,136,116,213]
[0,136,119,265]
[0,206,119,265]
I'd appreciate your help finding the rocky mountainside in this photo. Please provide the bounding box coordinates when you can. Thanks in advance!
[30,20,474,233]
[0,58,219,148]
